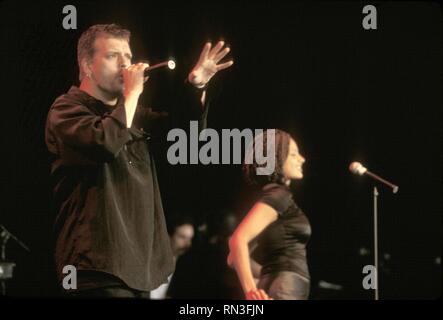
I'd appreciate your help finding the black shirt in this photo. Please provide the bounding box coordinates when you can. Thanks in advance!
[45,85,208,292]
[252,183,311,279]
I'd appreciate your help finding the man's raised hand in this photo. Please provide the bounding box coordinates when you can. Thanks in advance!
[188,41,234,88]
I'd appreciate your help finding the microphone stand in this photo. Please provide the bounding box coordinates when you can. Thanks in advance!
[373,187,379,300]
[351,163,398,300]
[0,224,30,296]
[371,179,398,300]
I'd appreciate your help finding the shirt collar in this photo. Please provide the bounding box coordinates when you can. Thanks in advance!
[67,86,122,112]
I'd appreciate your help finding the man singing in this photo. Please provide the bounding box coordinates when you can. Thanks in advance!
[45,23,233,298]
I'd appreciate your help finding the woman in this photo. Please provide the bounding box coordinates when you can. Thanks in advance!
[228,129,311,300]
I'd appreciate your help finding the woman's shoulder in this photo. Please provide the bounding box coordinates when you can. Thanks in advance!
[259,183,293,215]
[261,183,292,197]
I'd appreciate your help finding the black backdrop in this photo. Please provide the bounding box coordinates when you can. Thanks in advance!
[0,1,441,299]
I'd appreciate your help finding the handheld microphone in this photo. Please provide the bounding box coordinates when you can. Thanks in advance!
[349,162,399,194]
[144,60,176,76]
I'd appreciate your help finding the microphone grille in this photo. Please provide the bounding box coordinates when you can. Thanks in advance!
[167,60,176,70]
[349,162,367,175]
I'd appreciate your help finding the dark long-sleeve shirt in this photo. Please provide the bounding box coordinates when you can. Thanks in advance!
[45,84,208,292]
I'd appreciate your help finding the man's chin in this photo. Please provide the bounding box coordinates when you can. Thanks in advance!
[97,83,123,98]
[111,83,124,95]
[107,87,124,98]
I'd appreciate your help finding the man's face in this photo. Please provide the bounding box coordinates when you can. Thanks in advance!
[87,36,132,96]
[170,224,194,257]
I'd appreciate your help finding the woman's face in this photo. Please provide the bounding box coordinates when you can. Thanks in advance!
[283,139,306,180]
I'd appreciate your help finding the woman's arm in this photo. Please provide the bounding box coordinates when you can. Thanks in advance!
[228,202,278,300]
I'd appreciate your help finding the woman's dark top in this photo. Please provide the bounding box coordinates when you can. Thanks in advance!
[252,183,311,279]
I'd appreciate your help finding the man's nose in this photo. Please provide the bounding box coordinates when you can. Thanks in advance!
[119,57,129,69]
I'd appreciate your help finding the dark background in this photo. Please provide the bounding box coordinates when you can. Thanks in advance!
[0,1,441,299]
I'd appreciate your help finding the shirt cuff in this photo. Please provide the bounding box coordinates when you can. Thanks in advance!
[108,99,128,128]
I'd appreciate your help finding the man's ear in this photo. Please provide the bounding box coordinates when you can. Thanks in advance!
[81,58,92,78]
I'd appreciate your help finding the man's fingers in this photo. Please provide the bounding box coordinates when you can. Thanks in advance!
[198,42,212,64]
[208,40,225,59]
[216,60,234,71]
[213,47,230,63]
[137,63,150,71]
[126,63,149,72]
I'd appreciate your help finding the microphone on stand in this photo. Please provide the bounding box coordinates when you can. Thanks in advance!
[349,162,399,194]
[349,162,399,300]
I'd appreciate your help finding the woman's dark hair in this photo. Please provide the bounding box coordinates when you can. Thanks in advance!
[243,129,292,186]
